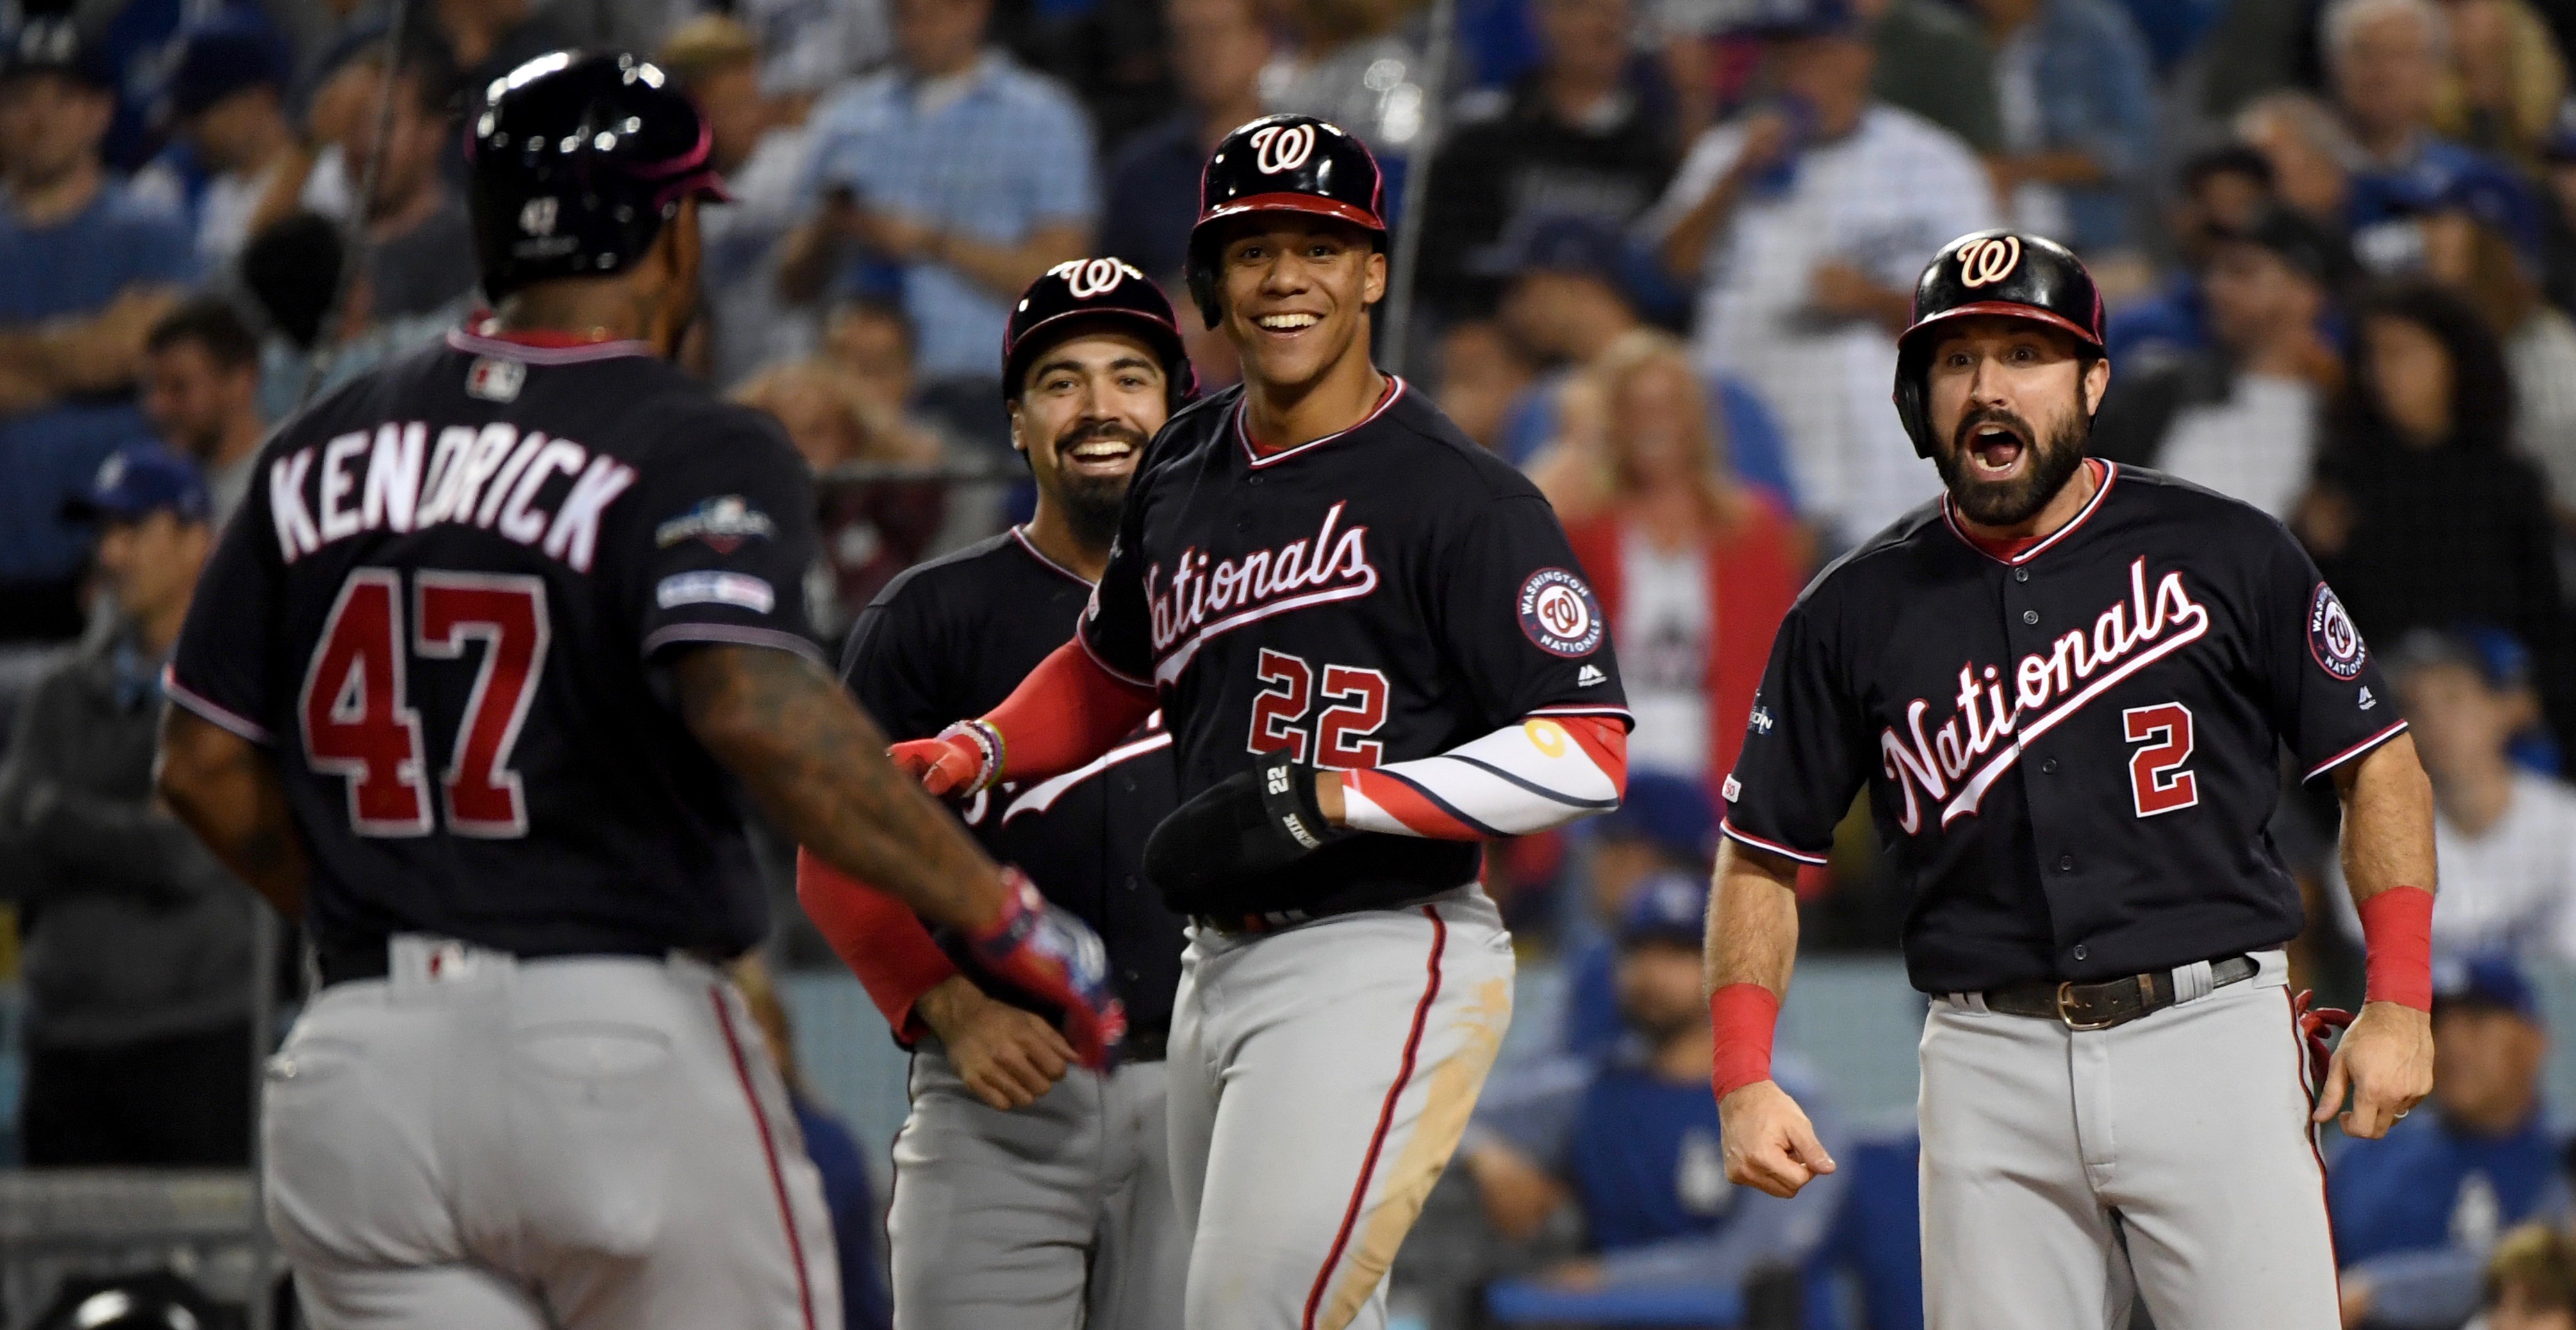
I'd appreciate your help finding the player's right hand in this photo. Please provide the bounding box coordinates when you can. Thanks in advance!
[917,978,1077,1111]
[1717,1079,1837,1199]
[963,868,1127,1071]
[889,726,991,797]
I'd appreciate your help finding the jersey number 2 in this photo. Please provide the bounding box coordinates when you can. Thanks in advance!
[1248,648,1388,766]
[301,568,551,837]
[2122,702,2199,818]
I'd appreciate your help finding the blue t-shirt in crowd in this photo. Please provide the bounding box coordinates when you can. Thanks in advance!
[792,1092,891,1330]
[2329,1110,2570,1329]
[0,185,198,583]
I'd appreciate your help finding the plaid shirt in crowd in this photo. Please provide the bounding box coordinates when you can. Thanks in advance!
[803,51,1100,382]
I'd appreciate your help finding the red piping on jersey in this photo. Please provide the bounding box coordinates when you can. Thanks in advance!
[1238,376,1405,468]
[445,326,653,364]
[1304,905,1446,1330]
[1719,818,1830,866]
[1010,526,1096,587]
[1942,460,2115,566]
[2305,719,2411,782]
[162,667,274,744]
[712,986,820,1330]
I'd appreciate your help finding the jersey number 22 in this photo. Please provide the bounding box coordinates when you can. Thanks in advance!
[300,567,550,838]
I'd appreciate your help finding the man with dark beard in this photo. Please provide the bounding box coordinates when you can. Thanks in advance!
[796,258,1194,1330]
[1703,229,2443,1329]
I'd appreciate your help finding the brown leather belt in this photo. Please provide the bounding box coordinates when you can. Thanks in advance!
[1982,954,2258,1030]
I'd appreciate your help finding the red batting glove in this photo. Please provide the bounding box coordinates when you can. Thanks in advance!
[964,869,1126,1070]
[889,720,998,797]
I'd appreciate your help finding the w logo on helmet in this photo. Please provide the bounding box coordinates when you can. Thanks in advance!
[1250,122,1317,174]
[1054,258,1133,299]
[1958,235,2022,288]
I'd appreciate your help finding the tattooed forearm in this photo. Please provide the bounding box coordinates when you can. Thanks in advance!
[156,707,310,917]
[675,644,1006,932]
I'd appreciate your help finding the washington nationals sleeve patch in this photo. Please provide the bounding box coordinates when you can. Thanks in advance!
[1517,568,1605,657]
[2308,584,2367,680]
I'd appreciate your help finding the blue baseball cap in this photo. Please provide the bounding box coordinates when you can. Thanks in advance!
[1619,871,1711,949]
[169,20,288,119]
[3,14,113,88]
[1592,771,1719,865]
[62,445,211,524]
[2434,952,2540,1023]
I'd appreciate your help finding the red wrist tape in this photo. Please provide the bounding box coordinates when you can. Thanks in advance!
[1710,983,1781,1102]
[2357,885,2435,1012]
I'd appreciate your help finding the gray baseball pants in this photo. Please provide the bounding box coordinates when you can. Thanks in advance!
[885,1043,1187,1329]
[262,936,841,1330]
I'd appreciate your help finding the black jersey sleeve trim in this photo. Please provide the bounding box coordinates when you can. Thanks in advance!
[163,668,274,744]
[1529,704,1637,730]
[1719,818,1830,866]
[642,623,829,665]
[1075,623,1156,689]
[2303,719,2411,783]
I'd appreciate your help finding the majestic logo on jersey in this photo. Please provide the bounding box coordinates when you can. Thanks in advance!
[1050,257,1137,299]
[1250,121,1317,174]
[265,422,636,572]
[1518,568,1604,657]
[1145,500,1376,684]
[1881,557,2211,833]
[2308,583,2367,680]
[1957,235,2022,288]
[654,495,775,552]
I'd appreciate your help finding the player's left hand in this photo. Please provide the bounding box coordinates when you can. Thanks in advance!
[1142,757,1352,902]
[2313,999,2434,1138]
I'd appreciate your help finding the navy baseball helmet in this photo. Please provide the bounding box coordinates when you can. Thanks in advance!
[1892,229,2106,459]
[467,51,726,301]
[1184,113,1387,329]
[1002,258,1196,407]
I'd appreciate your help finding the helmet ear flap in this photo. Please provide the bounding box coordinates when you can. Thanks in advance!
[1186,250,1221,330]
[1895,344,1938,459]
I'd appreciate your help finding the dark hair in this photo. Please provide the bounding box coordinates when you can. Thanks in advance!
[832,296,916,354]
[2337,279,2515,450]
[2179,143,2276,195]
[240,211,347,349]
[146,295,262,370]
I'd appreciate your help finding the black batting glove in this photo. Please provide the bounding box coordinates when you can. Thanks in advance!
[1144,757,1352,901]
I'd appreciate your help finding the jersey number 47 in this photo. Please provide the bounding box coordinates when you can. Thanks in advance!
[299,566,550,838]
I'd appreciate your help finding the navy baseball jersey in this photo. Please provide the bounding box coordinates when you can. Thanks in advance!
[167,329,822,962]
[1080,379,1631,912]
[1721,463,2407,994]
[841,528,1185,1036]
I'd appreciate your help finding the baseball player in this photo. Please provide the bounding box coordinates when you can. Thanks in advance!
[151,53,1119,1330]
[795,258,1194,1329]
[1703,229,2440,1328]
[886,113,1634,1330]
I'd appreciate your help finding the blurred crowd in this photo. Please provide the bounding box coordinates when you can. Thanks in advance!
[10,0,2576,1324]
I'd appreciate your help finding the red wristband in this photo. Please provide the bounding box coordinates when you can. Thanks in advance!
[2357,885,2435,1011]
[1710,982,1781,1102]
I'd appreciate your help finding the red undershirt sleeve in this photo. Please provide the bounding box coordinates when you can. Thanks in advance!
[795,848,959,1042]
[981,638,1161,781]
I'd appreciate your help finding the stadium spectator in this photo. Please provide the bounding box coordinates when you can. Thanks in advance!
[2483,1224,2576,1330]
[1541,332,1804,793]
[784,0,1097,448]
[2089,205,2345,517]
[140,297,266,526]
[1436,318,1537,452]
[677,0,888,104]
[1261,0,1432,174]
[0,446,253,1167]
[2425,0,2568,167]
[1538,773,1719,1061]
[0,16,197,642]
[2105,145,2281,370]
[2236,89,2363,231]
[1646,0,1997,549]
[2327,628,2576,966]
[424,0,589,119]
[1857,0,2004,153]
[733,358,945,641]
[1494,216,1800,507]
[2418,207,2576,511]
[661,15,823,389]
[820,297,954,450]
[2541,103,2576,366]
[313,41,477,324]
[2328,0,2536,277]
[1101,0,1271,284]
[129,20,296,267]
[1967,0,2159,254]
[733,956,893,1330]
[1416,0,1679,320]
[2298,281,2576,755]
[1460,876,1847,1292]
[2331,954,2569,1330]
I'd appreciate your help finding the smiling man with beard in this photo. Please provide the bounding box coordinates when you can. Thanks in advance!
[1703,228,2443,1330]
[796,258,1197,1329]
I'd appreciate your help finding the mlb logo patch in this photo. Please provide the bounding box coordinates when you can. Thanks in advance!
[466,357,525,402]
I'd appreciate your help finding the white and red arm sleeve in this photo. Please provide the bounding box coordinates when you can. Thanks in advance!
[1339,713,1628,839]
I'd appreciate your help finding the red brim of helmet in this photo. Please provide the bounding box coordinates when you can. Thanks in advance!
[1898,300,2102,352]
[1196,192,1385,236]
